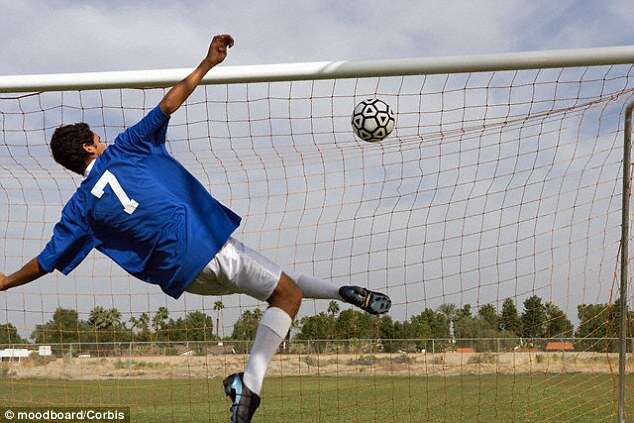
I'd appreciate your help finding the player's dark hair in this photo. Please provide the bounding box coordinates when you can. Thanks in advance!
[50,123,94,175]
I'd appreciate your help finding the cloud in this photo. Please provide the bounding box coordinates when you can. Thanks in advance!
[519,0,634,50]
[2,0,632,76]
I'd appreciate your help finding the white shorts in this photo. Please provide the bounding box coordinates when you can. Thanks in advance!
[184,237,282,301]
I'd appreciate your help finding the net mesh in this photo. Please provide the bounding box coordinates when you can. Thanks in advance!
[1,64,634,422]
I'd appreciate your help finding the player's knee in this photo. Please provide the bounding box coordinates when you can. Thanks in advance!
[268,273,302,316]
[287,275,303,305]
[281,273,302,307]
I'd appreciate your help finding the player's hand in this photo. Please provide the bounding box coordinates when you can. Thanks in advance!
[205,34,234,66]
[0,273,8,291]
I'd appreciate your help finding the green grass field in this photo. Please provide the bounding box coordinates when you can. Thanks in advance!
[1,374,631,422]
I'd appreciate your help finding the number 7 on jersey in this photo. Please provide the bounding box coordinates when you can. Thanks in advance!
[91,170,139,214]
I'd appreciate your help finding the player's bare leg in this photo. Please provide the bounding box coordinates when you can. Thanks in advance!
[224,273,301,423]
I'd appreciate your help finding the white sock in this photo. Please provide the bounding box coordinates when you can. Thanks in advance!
[287,271,342,300]
[242,307,292,395]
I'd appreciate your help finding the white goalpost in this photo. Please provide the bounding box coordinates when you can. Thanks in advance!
[1,46,634,422]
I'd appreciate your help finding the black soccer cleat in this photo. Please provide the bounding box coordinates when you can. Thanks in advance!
[339,286,391,315]
[223,372,261,423]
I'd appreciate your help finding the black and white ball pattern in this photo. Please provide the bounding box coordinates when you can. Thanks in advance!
[351,98,395,142]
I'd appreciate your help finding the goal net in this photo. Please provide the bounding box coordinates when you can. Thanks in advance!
[1,49,634,421]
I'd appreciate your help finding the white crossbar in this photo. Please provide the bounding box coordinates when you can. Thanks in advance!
[1,45,634,93]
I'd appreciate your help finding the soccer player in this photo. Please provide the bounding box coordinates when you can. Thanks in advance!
[0,34,391,423]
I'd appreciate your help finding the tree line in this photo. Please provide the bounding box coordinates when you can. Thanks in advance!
[0,296,631,353]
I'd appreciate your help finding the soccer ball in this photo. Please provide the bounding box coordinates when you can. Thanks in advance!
[351,98,395,142]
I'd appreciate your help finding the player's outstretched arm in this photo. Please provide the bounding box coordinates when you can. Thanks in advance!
[159,34,234,116]
[0,258,47,291]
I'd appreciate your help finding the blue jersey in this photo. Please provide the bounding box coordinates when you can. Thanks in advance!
[37,105,241,298]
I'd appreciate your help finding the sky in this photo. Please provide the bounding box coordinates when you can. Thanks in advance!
[1,0,633,76]
[1,0,634,339]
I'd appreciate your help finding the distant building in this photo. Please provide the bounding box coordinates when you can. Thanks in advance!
[38,346,52,356]
[544,342,574,352]
[0,348,32,361]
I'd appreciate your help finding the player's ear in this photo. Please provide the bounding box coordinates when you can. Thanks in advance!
[82,142,97,155]
[82,132,99,155]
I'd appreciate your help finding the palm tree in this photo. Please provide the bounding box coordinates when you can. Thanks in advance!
[283,318,303,352]
[89,306,122,330]
[88,306,124,353]
[327,301,340,317]
[213,301,225,339]
[438,304,457,322]
[438,304,457,342]
[129,312,151,341]
[152,307,169,340]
